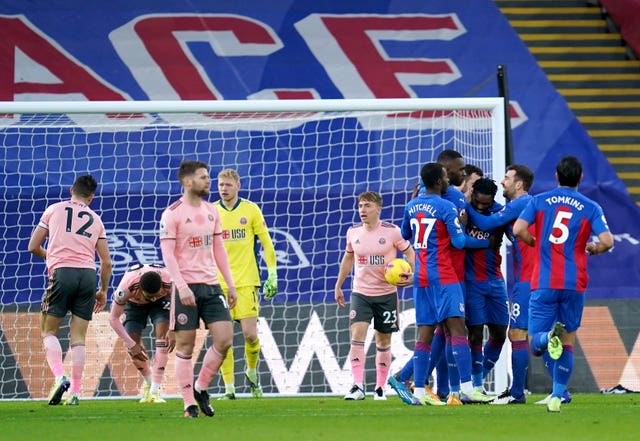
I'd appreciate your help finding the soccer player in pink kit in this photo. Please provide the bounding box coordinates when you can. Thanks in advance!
[109,263,175,403]
[514,156,614,413]
[27,175,112,405]
[159,161,238,418]
[335,191,415,400]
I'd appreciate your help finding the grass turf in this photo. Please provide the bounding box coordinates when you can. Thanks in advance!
[1,393,638,441]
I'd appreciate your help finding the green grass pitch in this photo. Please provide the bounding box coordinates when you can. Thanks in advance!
[1,394,638,441]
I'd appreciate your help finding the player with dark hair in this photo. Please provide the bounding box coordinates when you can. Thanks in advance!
[464,178,508,398]
[466,164,538,404]
[215,169,278,400]
[160,160,237,418]
[514,155,614,412]
[335,191,415,400]
[461,164,484,202]
[28,174,112,405]
[390,150,474,405]
[109,263,175,403]
[399,163,494,406]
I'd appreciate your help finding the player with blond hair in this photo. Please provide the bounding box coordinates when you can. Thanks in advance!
[335,191,415,400]
[215,168,278,399]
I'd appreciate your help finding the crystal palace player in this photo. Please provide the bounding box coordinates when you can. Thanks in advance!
[464,178,508,397]
[390,150,470,405]
[466,164,536,405]
[514,156,613,413]
[28,175,112,406]
[400,163,494,405]
[335,191,415,401]
[160,160,237,418]
[109,263,175,403]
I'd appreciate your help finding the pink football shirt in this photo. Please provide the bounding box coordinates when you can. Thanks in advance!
[346,221,410,296]
[112,264,172,305]
[38,199,107,273]
[159,198,223,286]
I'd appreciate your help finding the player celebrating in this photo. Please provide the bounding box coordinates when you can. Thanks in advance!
[160,160,238,418]
[335,191,415,400]
[466,164,536,405]
[401,163,494,406]
[215,169,278,400]
[390,151,474,405]
[461,164,484,202]
[108,263,175,403]
[514,155,613,413]
[27,175,112,406]
[464,178,508,396]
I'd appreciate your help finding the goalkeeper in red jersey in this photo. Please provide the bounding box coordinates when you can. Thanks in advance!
[215,169,278,400]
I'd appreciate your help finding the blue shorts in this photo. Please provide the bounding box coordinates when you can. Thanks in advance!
[528,288,585,334]
[464,279,508,326]
[414,282,465,326]
[509,281,530,330]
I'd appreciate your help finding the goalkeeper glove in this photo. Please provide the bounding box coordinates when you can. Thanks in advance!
[263,268,278,300]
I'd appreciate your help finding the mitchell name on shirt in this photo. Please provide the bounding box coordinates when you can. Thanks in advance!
[408,203,439,217]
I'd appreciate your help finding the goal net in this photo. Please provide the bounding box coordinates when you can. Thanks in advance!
[0,98,506,400]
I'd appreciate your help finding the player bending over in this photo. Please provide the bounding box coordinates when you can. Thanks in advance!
[109,263,175,403]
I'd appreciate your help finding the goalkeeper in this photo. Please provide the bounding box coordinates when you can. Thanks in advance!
[215,169,278,399]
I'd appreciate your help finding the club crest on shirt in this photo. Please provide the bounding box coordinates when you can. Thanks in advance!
[379,238,386,244]
[114,289,126,302]
[208,214,214,221]
[240,217,247,225]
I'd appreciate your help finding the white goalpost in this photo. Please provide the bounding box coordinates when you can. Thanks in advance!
[0,98,507,400]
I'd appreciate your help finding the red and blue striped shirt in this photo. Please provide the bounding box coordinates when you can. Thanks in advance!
[401,194,464,287]
[518,187,610,292]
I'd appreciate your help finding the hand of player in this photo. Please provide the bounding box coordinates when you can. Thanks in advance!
[334,287,346,308]
[263,268,278,300]
[178,286,196,306]
[165,330,176,353]
[585,242,597,255]
[128,343,149,361]
[94,289,107,313]
[458,209,468,227]
[411,182,421,199]
[395,270,414,287]
[226,286,238,309]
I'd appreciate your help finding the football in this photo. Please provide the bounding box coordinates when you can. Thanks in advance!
[384,258,412,286]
